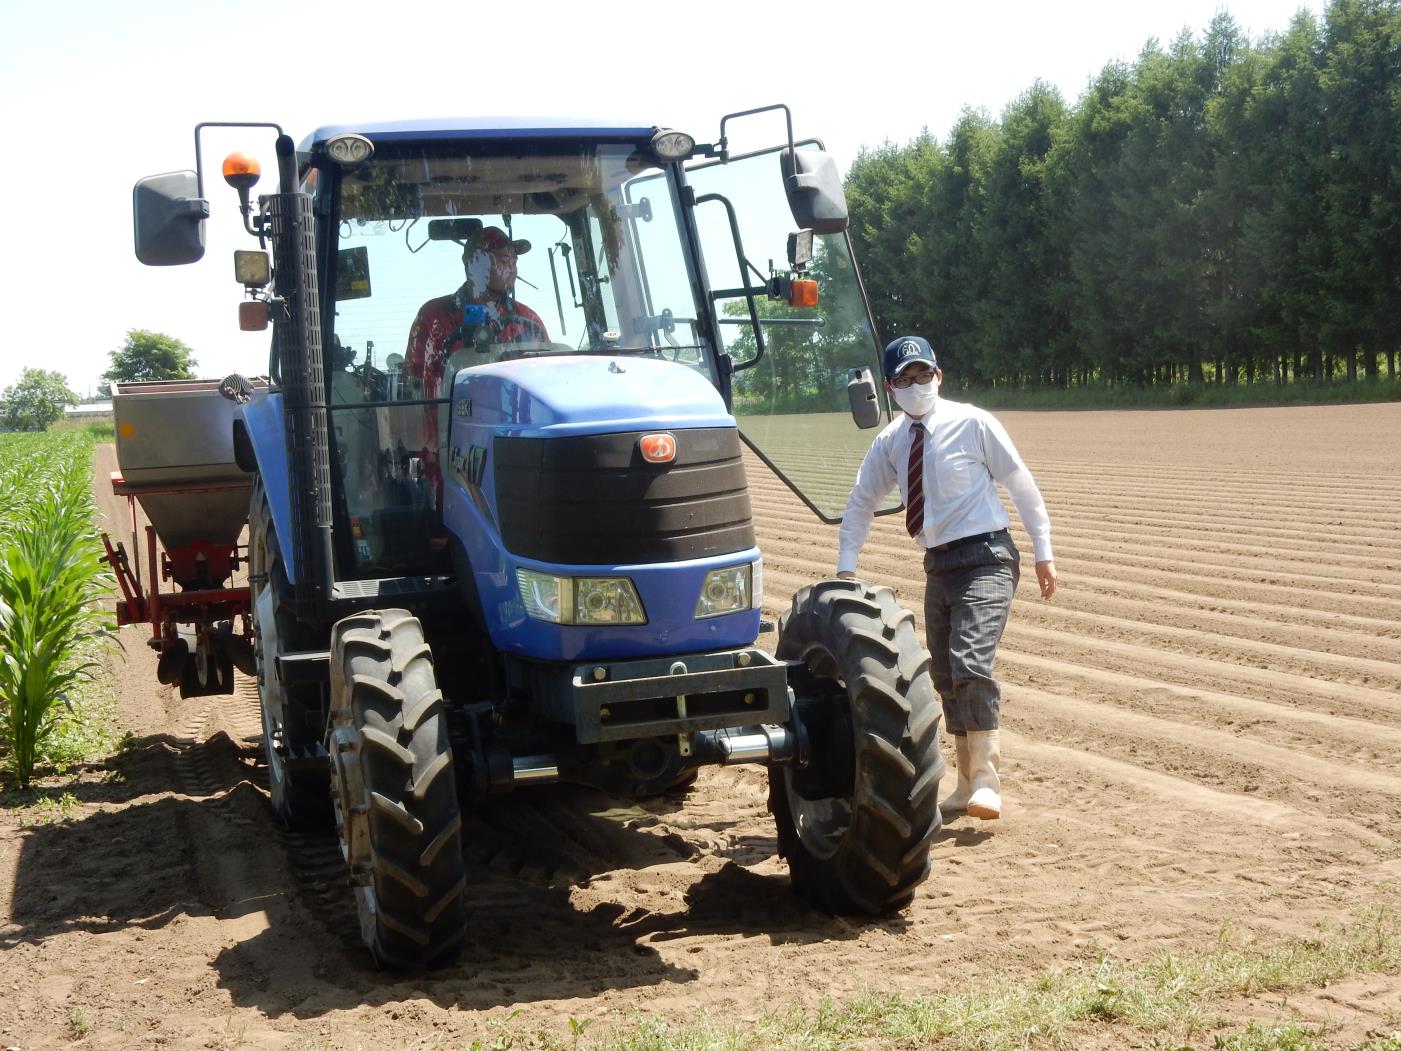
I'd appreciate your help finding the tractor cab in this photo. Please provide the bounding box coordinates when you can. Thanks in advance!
[313,129,728,584]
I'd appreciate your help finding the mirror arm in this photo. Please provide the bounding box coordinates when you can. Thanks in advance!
[716,103,794,165]
[193,120,285,199]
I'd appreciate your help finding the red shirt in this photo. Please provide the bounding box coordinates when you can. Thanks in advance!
[405,286,549,397]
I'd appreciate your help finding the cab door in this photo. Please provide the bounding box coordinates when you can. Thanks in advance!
[682,141,899,523]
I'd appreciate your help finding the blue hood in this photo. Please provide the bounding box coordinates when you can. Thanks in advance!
[452,356,733,435]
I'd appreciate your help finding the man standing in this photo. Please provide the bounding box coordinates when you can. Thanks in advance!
[837,335,1056,821]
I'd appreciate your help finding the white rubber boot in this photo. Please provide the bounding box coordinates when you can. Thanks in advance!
[938,734,973,816]
[965,729,1002,820]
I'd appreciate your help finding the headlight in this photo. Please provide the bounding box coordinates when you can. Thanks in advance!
[573,577,647,625]
[516,570,646,625]
[694,561,760,619]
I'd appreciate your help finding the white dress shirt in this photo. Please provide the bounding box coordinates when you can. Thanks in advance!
[836,395,1053,574]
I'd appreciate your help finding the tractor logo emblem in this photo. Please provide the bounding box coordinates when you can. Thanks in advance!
[640,433,677,464]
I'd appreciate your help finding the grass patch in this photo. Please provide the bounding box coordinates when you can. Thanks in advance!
[545,908,1401,1050]
[67,1006,91,1038]
[1208,1021,1324,1050]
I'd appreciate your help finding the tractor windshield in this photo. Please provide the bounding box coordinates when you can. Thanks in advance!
[322,141,711,578]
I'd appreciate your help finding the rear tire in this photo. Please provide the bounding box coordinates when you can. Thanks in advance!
[250,476,332,829]
[329,609,468,968]
[770,579,943,914]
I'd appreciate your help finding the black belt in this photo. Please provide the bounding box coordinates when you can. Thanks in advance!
[926,529,1008,554]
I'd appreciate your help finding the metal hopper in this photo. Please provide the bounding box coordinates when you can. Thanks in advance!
[112,378,265,550]
[102,378,267,698]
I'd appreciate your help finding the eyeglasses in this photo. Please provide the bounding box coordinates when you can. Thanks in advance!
[891,369,936,389]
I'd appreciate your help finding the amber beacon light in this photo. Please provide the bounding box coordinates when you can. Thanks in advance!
[221,152,261,191]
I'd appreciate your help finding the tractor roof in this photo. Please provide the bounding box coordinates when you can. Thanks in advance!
[302,117,658,150]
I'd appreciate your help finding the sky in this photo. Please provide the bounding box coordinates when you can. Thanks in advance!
[0,0,1321,398]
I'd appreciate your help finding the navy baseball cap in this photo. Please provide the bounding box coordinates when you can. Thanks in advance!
[883,336,939,380]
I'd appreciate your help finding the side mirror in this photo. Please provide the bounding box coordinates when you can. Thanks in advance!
[780,148,848,235]
[133,171,209,266]
[847,366,880,429]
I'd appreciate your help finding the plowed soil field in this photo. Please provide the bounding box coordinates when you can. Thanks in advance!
[3,402,1400,1049]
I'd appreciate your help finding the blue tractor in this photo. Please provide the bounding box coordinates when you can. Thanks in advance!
[132,106,943,966]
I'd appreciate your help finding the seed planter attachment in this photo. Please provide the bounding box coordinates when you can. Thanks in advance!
[100,379,266,696]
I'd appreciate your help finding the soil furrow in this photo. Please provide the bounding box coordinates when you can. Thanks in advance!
[1005,685,1401,834]
[996,650,1401,757]
[1041,589,1401,664]
[1013,603,1401,689]
[1001,622,1401,720]
[1001,732,1393,853]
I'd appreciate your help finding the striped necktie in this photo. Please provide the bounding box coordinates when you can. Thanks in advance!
[906,421,925,538]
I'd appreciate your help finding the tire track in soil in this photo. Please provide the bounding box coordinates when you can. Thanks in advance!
[216,677,789,977]
[168,684,365,958]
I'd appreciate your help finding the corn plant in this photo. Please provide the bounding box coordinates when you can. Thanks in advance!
[0,433,112,789]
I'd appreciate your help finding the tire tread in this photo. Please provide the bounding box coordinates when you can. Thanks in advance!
[770,578,944,915]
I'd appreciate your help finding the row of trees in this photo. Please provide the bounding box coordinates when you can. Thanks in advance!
[845,0,1401,389]
[0,331,196,431]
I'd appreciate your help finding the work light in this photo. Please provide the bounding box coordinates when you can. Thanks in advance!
[325,133,374,166]
[650,129,695,161]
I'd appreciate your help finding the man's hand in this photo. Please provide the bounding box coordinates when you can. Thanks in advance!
[1035,560,1057,599]
[836,571,855,580]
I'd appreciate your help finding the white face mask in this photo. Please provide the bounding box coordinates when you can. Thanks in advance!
[891,377,938,417]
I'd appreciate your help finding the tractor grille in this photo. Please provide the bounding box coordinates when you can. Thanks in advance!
[494,428,754,565]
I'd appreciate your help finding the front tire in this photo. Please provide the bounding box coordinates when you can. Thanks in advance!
[771,579,943,914]
[329,609,468,968]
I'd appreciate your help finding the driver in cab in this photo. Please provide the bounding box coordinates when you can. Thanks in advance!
[405,225,551,397]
